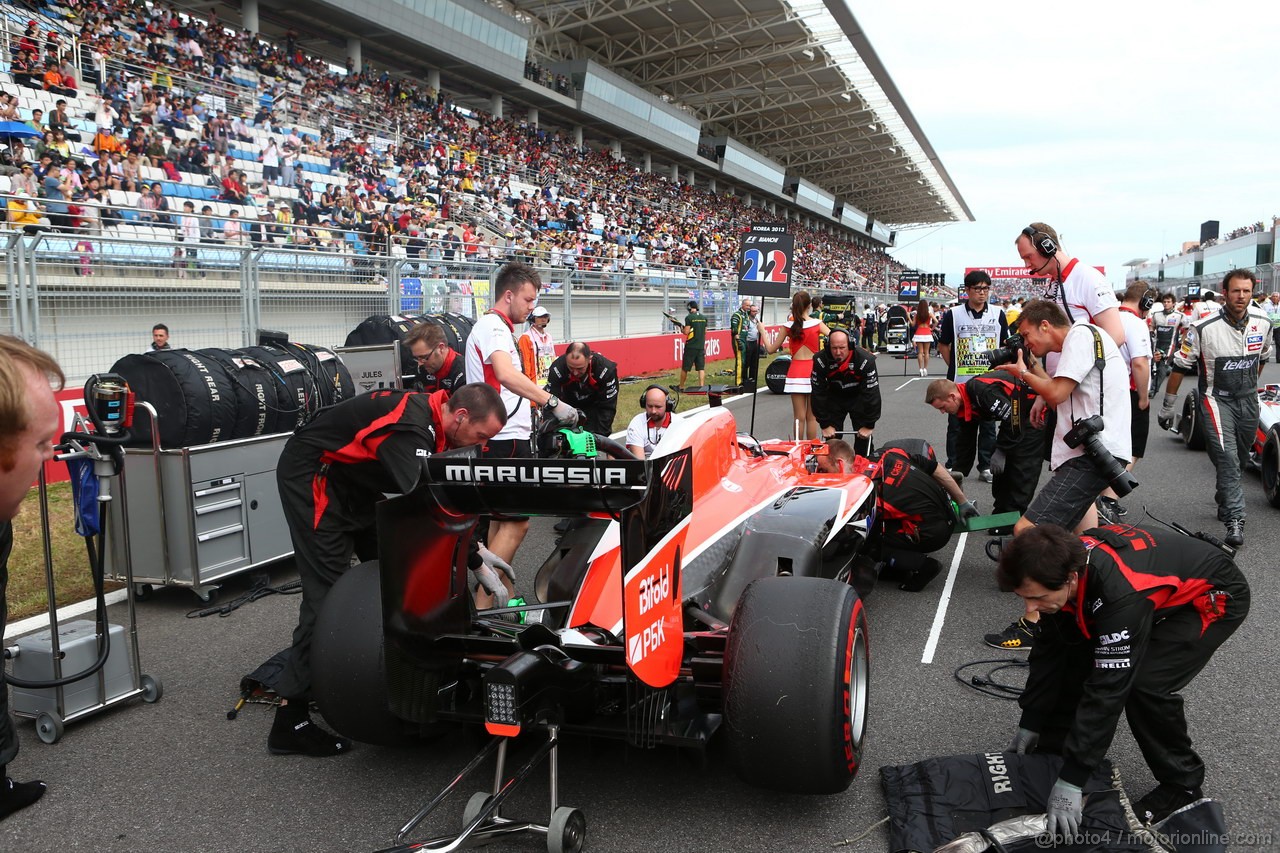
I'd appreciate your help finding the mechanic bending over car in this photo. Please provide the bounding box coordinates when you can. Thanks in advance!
[988,299,1132,652]
[466,262,580,606]
[268,383,509,758]
[810,329,880,457]
[814,438,972,550]
[924,370,1045,527]
[545,341,620,436]
[406,321,467,394]
[999,524,1249,836]
[1170,270,1272,548]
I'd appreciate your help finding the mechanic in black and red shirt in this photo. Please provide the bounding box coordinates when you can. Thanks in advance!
[811,329,880,457]
[405,321,466,394]
[546,341,619,435]
[268,383,507,758]
[998,524,1249,835]
[925,369,1045,519]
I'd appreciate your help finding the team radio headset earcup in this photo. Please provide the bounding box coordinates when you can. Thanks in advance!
[640,384,676,413]
[1140,290,1157,313]
[1022,225,1057,259]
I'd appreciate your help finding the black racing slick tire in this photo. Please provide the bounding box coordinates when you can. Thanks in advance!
[1181,391,1206,451]
[311,560,410,745]
[764,356,790,395]
[1263,427,1280,509]
[723,576,869,794]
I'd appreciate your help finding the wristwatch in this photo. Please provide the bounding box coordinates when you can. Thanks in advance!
[545,395,560,409]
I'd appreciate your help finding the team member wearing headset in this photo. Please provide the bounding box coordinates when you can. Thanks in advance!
[810,328,880,456]
[626,385,675,459]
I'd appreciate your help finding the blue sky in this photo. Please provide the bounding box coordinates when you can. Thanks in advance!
[853,0,1280,286]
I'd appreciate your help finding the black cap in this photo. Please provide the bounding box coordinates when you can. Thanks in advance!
[687,300,698,310]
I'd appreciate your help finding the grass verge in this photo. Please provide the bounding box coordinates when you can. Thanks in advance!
[7,482,122,624]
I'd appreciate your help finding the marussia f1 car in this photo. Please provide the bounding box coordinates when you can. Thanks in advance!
[309,405,881,850]
[1176,383,1280,507]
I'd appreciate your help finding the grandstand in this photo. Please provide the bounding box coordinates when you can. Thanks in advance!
[0,0,971,379]
[1128,217,1278,295]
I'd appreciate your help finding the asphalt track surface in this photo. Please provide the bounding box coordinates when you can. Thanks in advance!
[4,354,1279,853]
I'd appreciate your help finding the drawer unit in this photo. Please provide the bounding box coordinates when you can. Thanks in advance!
[106,432,292,596]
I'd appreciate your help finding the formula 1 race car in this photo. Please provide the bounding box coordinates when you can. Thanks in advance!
[1176,384,1280,507]
[310,406,877,844]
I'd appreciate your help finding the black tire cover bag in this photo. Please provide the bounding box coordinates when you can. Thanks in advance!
[345,314,429,377]
[880,752,1147,853]
[237,345,311,431]
[196,348,284,438]
[110,349,238,448]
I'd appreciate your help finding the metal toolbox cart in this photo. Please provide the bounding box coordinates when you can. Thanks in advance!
[105,404,293,600]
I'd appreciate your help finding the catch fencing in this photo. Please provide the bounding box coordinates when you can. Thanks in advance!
[3,230,912,382]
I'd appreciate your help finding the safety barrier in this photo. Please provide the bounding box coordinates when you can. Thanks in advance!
[3,230,923,382]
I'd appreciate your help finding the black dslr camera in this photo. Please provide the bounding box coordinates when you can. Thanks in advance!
[1063,415,1138,497]
[980,333,1030,369]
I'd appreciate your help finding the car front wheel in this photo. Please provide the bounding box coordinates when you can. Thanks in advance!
[723,576,869,794]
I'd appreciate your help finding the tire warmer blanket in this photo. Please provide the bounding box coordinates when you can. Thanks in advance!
[879,752,1149,853]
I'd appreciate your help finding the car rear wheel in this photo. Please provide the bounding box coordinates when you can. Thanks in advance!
[312,560,417,745]
[1263,427,1280,508]
[723,576,869,794]
[1181,391,1206,450]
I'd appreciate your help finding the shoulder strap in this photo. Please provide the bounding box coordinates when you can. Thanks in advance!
[1084,325,1107,418]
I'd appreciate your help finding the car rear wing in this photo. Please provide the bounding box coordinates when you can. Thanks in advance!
[419,454,653,516]
[381,449,695,689]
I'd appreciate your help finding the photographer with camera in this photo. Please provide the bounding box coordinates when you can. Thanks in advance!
[937,270,1009,482]
[1009,300,1133,534]
[1171,270,1272,547]
[982,299,1132,650]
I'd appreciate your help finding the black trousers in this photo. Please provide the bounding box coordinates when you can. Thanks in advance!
[990,423,1045,514]
[1032,587,1248,789]
[0,521,16,767]
[272,458,376,702]
[947,414,997,473]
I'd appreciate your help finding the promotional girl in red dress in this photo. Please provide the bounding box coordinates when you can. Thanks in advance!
[766,290,828,439]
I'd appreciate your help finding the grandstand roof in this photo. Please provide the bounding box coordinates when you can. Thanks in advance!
[223,0,971,230]
[509,0,973,227]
